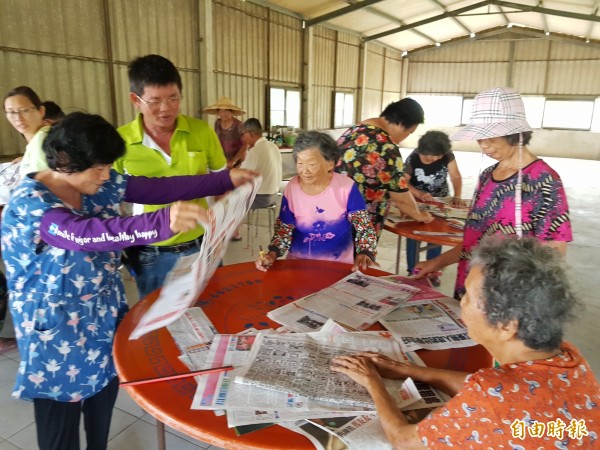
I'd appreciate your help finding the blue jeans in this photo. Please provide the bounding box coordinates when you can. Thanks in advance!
[406,238,442,274]
[135,243,201,300]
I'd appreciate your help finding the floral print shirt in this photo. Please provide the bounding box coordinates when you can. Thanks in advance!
[418,342,600,449]
[1,172,129,402]
[336,124,408,238]
[455,159,572,299]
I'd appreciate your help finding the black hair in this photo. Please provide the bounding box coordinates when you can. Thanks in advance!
[43,112,125,173]
[505,131,533,146]
[471,236,582,351]
[293,130,339,164]
[41,101,65,123]
[127,54,183,96]
[380,98,425,128]
[3,86,42,109]
[416,130,451,156]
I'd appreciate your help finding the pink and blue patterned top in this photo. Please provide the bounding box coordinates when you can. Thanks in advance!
[268,173,376,264]
[455,159,572,299]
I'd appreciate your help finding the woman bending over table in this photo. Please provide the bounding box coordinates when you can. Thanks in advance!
[332,236,599,449]
[256,130,377,273]
[1,112,256,450]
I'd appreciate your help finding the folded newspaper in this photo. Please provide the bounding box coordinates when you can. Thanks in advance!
[267,272,418,332]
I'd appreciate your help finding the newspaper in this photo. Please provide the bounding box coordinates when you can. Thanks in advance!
[129,177,261,339]
[166,307,217,370]
[191,333,266,410]
[308,415,392,450]
[267,272,418,332]
[234,332,414,409]
[0,162,20,205]
[380,297,476,351]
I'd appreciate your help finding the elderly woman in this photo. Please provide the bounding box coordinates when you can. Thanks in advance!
[256,130,377,272]
[332,236,600,449]
[336,98,433,239]
[4,86,50,177]
[203,96,247,168]
[414,87,572,298]
[1,112,255,450]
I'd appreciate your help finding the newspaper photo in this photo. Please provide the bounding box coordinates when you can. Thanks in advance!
[379,297,476,351]
[129,177,261,339]
[267,272,418,332]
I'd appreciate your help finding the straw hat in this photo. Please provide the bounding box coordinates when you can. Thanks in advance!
[451,87,532,141]
[203,96,246,116]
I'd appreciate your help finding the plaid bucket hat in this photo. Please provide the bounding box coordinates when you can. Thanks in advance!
[451,87,532,141]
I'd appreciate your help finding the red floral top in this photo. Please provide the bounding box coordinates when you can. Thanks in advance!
[336,124,408,238]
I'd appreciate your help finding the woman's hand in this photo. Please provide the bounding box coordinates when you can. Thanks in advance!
[419,192,434,203]
[255,250,276,272]
[353,352,420,380]
[229,168,259,187]
[412,258,439,279]
[450,196,467,208]
[168,201,208,233]
[417,210,434,223]
[352,254,378,272]
[330,354,384,390]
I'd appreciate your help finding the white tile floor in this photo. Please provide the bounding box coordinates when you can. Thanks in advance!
[0,151,598,449]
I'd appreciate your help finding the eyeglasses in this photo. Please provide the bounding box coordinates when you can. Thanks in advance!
[135,95,182,110]
[4,107,38,118]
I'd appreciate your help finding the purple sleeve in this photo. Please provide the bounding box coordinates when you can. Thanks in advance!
[40,207,174,251]
[346,183,368,214]
[124,171,234,204]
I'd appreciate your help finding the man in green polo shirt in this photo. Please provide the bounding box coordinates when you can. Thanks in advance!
[114,54,227,299]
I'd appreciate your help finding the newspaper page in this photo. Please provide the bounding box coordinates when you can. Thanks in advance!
[0,162,21,205]
[129,177,261,340]
[225,376,422,428]
[191,333,266,410]
[267,272,418,332]
[234,332,413,409]
[380,297,476,351]
[166,307,217,370]
[278,420,332,450]
[308,415,392,450]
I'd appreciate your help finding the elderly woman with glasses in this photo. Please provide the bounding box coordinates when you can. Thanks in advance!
[256,130,377,272]
[4,86,50,178]
[332,236,600,449]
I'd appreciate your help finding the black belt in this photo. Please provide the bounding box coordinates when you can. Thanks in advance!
[138,237,203,254]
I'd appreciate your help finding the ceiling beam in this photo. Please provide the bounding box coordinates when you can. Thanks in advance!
[491,0,600,22]
[304,0,386,27]
[428,0,472,34]
[363,0,492,42]
[345,0,437,45]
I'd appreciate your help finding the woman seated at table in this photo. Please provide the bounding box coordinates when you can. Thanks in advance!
[413,87,572,299]
[332,236,599,449]
[1,112,256,450]
[256,130,377,272]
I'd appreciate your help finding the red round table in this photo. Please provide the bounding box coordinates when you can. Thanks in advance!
[114,259,490,449]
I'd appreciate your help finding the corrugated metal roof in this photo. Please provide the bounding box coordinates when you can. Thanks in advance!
[252,0,600,56]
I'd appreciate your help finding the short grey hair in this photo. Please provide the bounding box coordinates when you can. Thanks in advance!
[292,130,340,164]
[242,118,263,135]
[470,236,581,351]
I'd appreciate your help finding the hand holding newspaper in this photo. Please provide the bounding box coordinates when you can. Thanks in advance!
[129,176,262,340]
